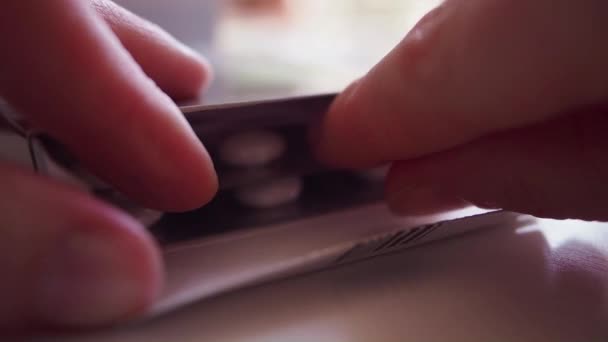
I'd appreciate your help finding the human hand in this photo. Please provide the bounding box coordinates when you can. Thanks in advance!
[315,0,608,221]
[0,0,216,333]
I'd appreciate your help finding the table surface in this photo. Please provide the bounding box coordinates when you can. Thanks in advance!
[40,216,608,341]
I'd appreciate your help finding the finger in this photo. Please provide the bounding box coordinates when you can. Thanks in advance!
[92,0,212,100]
[383,181,471,217]
[0,1,217,211]
[315,0,608,167]
[386,110,608,221]
[0,164,162,331]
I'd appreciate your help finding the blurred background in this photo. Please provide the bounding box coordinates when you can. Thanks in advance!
[115,0,440,104]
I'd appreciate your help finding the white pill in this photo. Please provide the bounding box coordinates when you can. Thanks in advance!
[235,177,303,209]
[219,130,286,167]
[357,165,390,182]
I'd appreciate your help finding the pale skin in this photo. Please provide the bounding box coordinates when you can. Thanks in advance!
[1,0,608,335]
[315,0,608,220]
[0,0,216,332]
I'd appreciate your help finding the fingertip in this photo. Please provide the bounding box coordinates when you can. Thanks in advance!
[311,3,449,169]
[10,178,166,328]
[312,78,371,168]
[104,208,165,316]
[147,125,218,212]
[167,46,214,100]
[132,31,214,101]
[64,82,219,212]
[94,0,214,100]
[148,156,219,212]
[188,50,214,94]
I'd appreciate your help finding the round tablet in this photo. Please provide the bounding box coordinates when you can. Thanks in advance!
[235,177,303,209]
[219,129,286,167]
[357,165,390,182]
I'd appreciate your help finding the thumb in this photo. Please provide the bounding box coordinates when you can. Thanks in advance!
[0,164,162,333]
[314,0,608,167]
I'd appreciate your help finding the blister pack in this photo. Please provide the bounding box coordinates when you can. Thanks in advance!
[0,95,520,316]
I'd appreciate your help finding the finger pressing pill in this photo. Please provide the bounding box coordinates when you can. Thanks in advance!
[219,129,286,167]
[235,176,302,209]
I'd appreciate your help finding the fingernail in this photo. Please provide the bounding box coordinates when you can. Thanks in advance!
[404,2,449,42]
[34,231,147,327]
